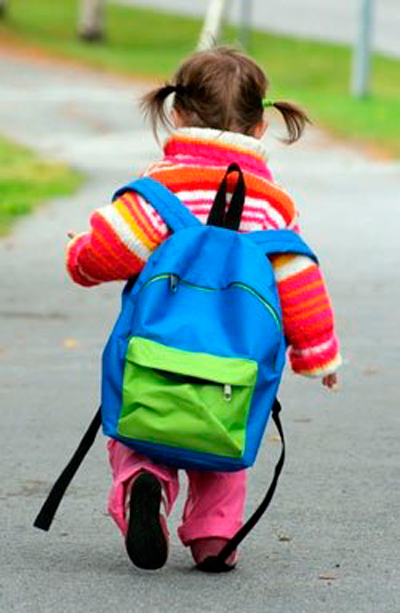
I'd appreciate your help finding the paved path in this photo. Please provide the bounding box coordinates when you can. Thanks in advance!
[0,50,400,613]
[118,0,400,57]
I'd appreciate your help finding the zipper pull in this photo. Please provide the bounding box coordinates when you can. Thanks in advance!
[223,384,232,401]
[170,274,179,293]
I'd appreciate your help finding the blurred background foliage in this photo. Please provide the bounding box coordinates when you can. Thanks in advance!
[0,0,399,159]
[0,137,82,235]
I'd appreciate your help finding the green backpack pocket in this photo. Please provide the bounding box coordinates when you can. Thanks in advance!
[118,337,258,458]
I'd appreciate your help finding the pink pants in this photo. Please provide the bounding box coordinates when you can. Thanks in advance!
[107,439,247,546]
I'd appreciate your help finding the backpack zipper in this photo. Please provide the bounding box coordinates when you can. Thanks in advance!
[140,275,281,330]
[230,282,281,330]
[170,274,179,293]
[177,278,280,328]
[223,384,233,401]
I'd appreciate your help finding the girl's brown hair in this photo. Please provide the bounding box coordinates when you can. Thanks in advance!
[141,46,309,143]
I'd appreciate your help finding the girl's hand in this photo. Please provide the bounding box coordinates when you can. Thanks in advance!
[322,373,338,390]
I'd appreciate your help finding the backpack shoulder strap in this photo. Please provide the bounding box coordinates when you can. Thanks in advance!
[112,177,201,233]
[248,229,318,263]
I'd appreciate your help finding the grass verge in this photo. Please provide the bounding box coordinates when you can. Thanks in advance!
[0,137,82,236]
[0,1,399,157]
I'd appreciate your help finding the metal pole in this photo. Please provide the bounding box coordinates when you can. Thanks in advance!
[352,0,374,98]
[239,0,252,50]
[197,0,229,51]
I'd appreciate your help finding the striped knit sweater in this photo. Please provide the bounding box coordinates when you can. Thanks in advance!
[66,128,341,377]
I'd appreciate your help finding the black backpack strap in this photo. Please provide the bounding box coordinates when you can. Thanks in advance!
[207,163,246,231]
[33,407,102,531]
[197,399,285,572]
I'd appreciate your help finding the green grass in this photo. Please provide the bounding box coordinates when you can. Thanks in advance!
[0,138,82,235]
[1,0,400,156]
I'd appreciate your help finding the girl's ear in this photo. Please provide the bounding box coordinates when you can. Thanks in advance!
[171,108,185,128]
[253,119,268,139]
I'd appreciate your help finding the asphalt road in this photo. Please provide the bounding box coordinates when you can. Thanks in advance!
[0,49,399,612]
[119,0,400,57]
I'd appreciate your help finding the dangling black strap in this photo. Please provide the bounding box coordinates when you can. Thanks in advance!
[33,407,102,531]
[198,399,285,572]
[207,163,246,231]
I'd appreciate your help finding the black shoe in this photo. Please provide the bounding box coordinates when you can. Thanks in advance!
[125,473,168,570]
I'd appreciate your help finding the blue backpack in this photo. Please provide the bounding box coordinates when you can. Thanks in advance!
[34,164,317,564]
[102,168,316,471]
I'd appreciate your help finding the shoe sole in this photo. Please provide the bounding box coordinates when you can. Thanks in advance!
[125,473,168,570]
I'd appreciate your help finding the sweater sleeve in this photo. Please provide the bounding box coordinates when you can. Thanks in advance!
[66,191,169,286]
[271,253,342,377]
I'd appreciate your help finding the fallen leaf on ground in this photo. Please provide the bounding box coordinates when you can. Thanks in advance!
[278,534,292,542]
[63,338,78,348]
[318,573,338,581]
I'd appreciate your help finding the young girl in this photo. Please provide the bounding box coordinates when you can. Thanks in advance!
[66,46,341,572]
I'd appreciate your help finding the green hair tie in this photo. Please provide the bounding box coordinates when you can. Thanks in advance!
[262,98,275,109]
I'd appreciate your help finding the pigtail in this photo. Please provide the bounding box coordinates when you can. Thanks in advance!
[140,84,177,138]
[272,100,311,144]
[140,48,310,140]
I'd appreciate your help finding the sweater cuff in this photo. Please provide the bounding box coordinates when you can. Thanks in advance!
[66,233,100,287]
[289,334,342,378]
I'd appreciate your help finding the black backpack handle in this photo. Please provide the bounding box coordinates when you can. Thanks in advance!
[207,163,246,231]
